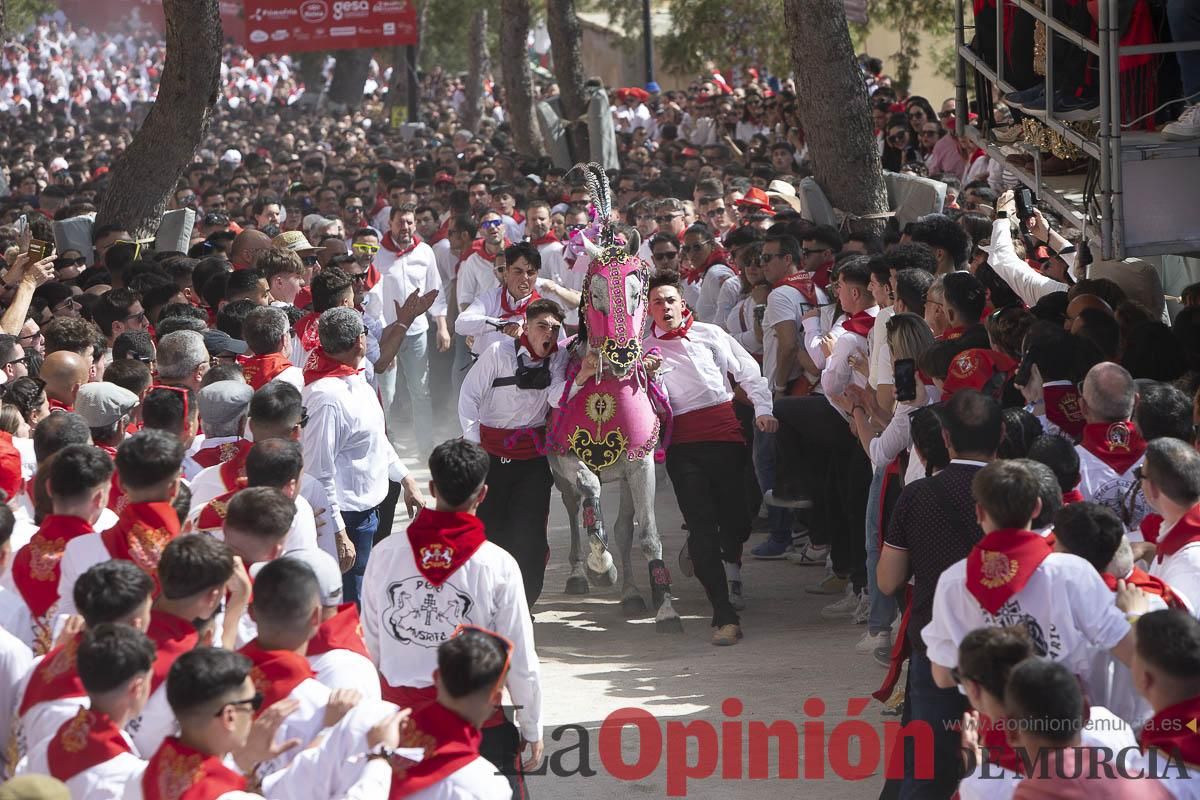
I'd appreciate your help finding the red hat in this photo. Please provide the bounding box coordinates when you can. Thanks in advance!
[735,187,776,216]
[434,172,454,185]
[681,146,700,157]
[941,348,1017,399]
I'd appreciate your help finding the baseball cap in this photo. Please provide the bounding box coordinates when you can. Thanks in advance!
[220,149,242,165]
[202,330,248,358]
[284,549,344,607]
[75,382,140,428]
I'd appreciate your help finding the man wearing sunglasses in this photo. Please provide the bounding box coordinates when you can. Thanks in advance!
[363,439,544,794]
[0,333,28,381]
[456,211,511,312]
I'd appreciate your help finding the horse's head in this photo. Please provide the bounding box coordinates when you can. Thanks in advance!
[580,228,646,376]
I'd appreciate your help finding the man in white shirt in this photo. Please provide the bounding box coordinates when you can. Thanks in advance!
[1130,610,1200,798]
[286,549,380,701]
[18,624,153,796]
[189,381,253,475]
[646,275,775,644]
[527,200,582,328]
[0,624,31,780]
[678,224,736,323]
[1140,438,1200,610]
[362,439,543,797]
[301,307,423,605]
[1073,363,1150,537]
[923,460,1135,690]
[458,298,570,606]
[14,561,154,773]
[753,234,828,559]
[366,203,448,459]
[457,211,510,313]
[455,242,577,358]
[343,630,519,800]
[238,306,303,391]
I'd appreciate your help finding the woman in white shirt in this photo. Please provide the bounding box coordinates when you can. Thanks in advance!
[722,240,767,353]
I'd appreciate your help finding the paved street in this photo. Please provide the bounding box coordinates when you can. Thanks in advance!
[394,447,889,799]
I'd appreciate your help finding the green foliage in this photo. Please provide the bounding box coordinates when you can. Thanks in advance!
[7,0,55,34]
[419,0,499,74]
[658,0,790,75]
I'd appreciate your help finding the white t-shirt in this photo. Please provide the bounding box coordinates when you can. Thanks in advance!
[922,551,1131,677]
[1149,540,1200,617]
[763,282,825,393]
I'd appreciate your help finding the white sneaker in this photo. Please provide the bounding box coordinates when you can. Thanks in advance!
[1163,104,1200,141]
[786,542,829,565]
[820,587,860,619]
[851,592,871,625]
[856,629,892,654]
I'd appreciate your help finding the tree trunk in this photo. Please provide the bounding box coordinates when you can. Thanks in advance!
[95,0,221,236]
[327,49,373,110]
[297,51,327,105]
[782,0,888,236]
[462,8,488,133]
[545,0,589,160]
[498,0,546,157]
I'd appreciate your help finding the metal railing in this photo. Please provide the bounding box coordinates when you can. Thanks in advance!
[954,0,1200,259]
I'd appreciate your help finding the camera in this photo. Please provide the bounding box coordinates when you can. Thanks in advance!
[1016,187,1035,222]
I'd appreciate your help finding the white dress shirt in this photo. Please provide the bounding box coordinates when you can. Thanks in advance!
[186,494,319,555]
[714,277,743,332]
[308,649,382,701]
[302,370,409,516]
[456,250,503,309]
[365,240,446,336]
[0,625,32,777]
[20,727,145,799]
[690,263,737,324]
[646,320,772,419]
[361,533,542,743]
[457,339,569,443]
[347,756,511,800]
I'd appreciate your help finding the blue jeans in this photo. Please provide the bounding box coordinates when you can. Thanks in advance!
[752,428,792,543]
[1169,0,1200,99]
[901,649,967,800]
[380,332,434,455]
[341,506,380,606]
[865,466,898,634]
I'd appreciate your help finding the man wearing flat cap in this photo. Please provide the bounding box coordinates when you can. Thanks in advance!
[186,381,253,484]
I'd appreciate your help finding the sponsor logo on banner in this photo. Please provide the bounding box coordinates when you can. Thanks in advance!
[249,29,269,43]
[330,26,357,36]
[299,0,328,23]
[332,0,369,20]
[383,22,395,35]
[271,30,289,40]
[373,0,407,12]
[249,6,296,21]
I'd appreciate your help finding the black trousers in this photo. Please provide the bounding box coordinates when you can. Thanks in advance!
[733,399,762,529]
[477,454,553,606]
[665,441,748,627]
[480,718,528,799]
[774,396,870,586]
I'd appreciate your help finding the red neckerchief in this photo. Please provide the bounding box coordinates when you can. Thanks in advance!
[389,701,483,800]
[145,610,200,693]
[238,640,316,716]
[218,445,251,492]
[499,289,539,320]
[531,232,559,247]
[294,311,321,353]
[936,325,966,341]
[189,438,251,470]
[48,397,73,412]
[980,714,1024,773]
[773,271,818,306]
[306,604,370,659]
[47,708,132,783]
[681,246,733,284]
[100,502,181,582]
[19,632,85,715]
[1062,488,1084,505]
[142,736,247,800]
[193,489,236,532]
[1156,504,1200,561]
[812,259,832,291]
[238,353,293,390]
[364,263,382,292]
[382,232,422,257]
[12,515,94,620]
[97,444,118,459]
[303,347,361,386]
[965,528,1054,614]
[1043,381,1085,440]
[1141,696,1200,767]
[1080,421,1146,475]
[518,334,557,362]
[428,218,450,245]
[511,210,525,224]
[405,508,487,587]
[840,309,875,338]
[654,309,695,341]
[1102,567,1187,610]
[473,239,510,264]
[1141,512,1164,546]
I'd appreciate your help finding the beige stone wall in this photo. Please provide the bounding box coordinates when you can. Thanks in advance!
[862,27,956,105]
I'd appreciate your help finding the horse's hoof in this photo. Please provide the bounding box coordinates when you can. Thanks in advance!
[565,575,589,595]
[655,616,684,634]
[620,594,648,616]
[587,563,618,588]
